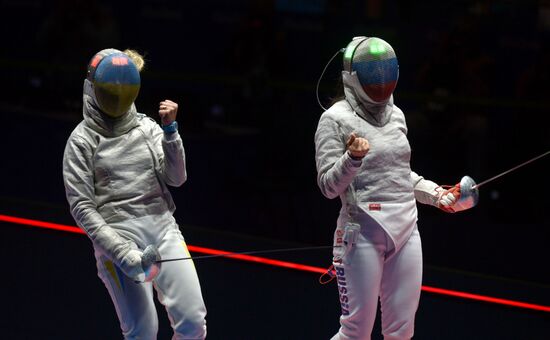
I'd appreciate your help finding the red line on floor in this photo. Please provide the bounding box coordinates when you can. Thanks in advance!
[1,213,549,313]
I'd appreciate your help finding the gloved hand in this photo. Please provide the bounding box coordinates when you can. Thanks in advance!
[88,225,162,283]
[119,248,147,281]
[119,245,162,283]
[436,184,461,213]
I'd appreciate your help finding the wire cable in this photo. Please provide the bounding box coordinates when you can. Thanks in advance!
[316,48,345,111]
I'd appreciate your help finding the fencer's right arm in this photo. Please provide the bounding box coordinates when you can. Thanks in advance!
[410,171,441,206]
[315,114,362,199]
[410,172,459,212]
[62,135,146,279]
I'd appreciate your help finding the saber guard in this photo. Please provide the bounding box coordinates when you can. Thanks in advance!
[454,175,479,212]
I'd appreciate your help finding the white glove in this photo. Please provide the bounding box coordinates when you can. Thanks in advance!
[436,184,461,213]
[120,245,162,283]
[89,225,161,282]
[119,249,147,281]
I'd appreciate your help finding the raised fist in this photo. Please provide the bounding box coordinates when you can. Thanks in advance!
[159,99,178,126]
[346,132,370,159]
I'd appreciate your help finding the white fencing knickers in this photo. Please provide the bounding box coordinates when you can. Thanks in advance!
[331,215,422,340]
[95,227,207,340]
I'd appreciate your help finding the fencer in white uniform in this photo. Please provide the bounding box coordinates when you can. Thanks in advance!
[63,49,207,339]
[315,37,463,340]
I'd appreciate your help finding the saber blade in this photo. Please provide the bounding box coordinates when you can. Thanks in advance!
[157,245,337,263]
[471,150,550,190]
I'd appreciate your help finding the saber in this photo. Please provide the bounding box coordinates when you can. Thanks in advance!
[436,149,549,212]
[156,245,338,263]
[471,150,550,190]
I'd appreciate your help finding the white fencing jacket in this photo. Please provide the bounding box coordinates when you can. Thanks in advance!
[315,91,441,252]
[63,80,186,267]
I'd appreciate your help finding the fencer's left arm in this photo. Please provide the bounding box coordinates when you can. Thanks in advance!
[155,99,187,187]
[154,125,187,187]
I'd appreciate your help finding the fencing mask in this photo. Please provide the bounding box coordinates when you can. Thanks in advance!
[86,49,141,118]
[343,37,399,104]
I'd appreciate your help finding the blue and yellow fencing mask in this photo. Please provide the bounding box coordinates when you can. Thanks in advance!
[86,49,141,118]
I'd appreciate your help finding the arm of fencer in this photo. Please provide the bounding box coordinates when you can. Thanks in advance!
[62,136,144,278]
[315,115,362,199]
[410,171,441,206]
[411,171,460,212]
[153,124,187,187]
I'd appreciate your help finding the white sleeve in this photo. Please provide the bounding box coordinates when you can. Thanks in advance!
[151,123,187,187]
[411,171,441,206]
[314,114,362,199]
[62,135,136,267]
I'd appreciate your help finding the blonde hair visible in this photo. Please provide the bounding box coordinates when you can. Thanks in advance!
[124,49,145,71]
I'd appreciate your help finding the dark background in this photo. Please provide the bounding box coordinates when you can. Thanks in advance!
[0,0,549,339]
